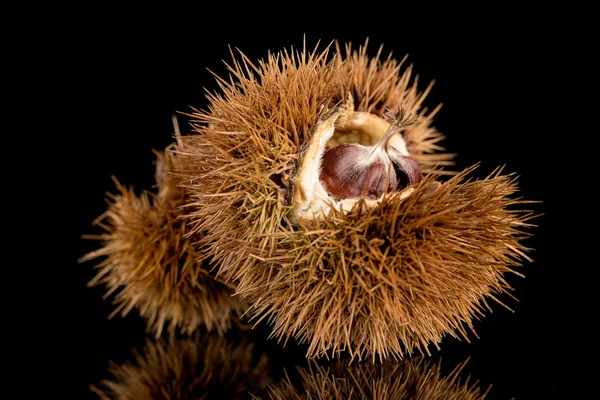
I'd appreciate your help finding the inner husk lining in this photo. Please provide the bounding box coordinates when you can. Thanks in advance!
[327,111,409,156]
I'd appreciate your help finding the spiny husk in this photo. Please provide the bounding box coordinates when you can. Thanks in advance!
[261,357,490,400]
[91,331,272,400]
[81,146,246,336]
[176,41,535,360]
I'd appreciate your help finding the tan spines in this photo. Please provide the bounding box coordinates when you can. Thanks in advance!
[334,40,454,173]
[177,44,341,280]
[91,332,272,399]
[239,167,534,360]
[173,41,536,360]
[264,358,489,400]
[81,148,246,337]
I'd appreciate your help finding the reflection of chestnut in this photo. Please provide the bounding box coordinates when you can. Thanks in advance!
[319,111,422,201]
[91,331,274,399]
[263,358,491,400]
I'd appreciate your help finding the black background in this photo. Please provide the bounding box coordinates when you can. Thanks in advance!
[36,24,560,399]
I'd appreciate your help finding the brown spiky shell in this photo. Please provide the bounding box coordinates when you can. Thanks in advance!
[175,40,535,360]
[262,358,490,400]
[91,331,272,399]
[81,146,247,336]
[176,41,535,360]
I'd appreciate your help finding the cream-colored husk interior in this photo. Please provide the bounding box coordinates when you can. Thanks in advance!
[292,107,413,223]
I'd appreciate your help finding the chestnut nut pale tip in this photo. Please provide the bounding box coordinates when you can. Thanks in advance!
[319,108,423,201]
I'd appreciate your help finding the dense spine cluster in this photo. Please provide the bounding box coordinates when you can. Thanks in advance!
[81,147,246,337]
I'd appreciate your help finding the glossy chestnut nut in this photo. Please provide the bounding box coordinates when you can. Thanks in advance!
[319,111,422,201]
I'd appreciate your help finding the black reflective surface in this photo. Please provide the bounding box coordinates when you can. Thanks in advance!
[50,28,559,399]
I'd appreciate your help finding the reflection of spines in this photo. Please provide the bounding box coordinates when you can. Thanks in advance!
[263,358,490,400]
[80,146,246,337]
[91,331,273,399]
